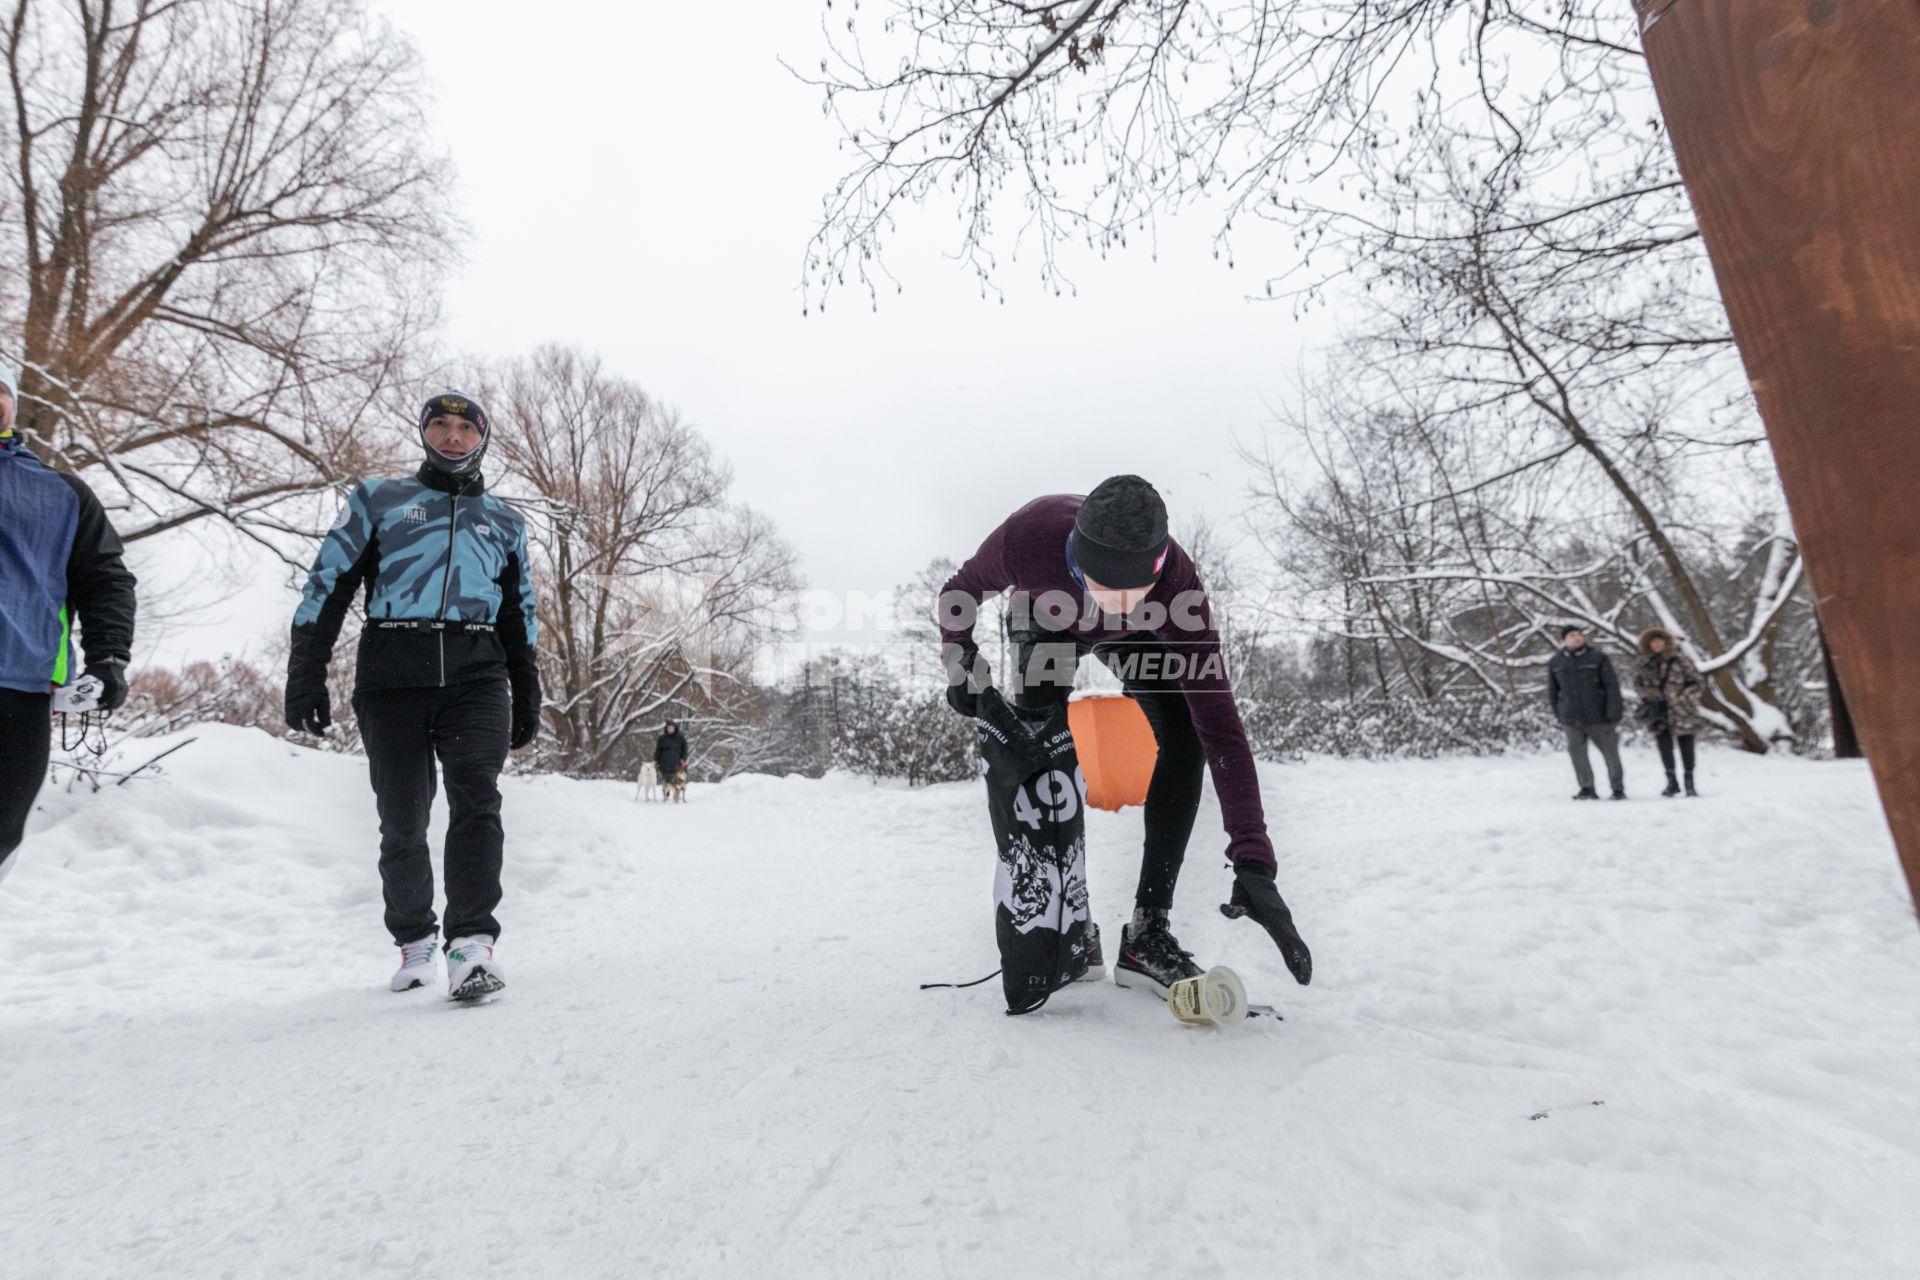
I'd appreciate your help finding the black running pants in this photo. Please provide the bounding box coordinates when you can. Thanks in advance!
[0,689,53,885]
[1009,630,1203,913]
[353,679,511,944]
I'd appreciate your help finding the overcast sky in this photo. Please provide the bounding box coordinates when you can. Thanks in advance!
[144,0,1332,666]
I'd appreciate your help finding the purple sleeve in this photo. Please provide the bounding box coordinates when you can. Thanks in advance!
[937,518,1013,652]
[1160,556,1275,871]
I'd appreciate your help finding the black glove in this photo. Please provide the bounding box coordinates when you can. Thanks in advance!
[285,665,331,735]
[943,642,989,719]
[973,685,1059,781]
[509,675,541,750]
[1221,862,1313,985]
[82,659,129,711]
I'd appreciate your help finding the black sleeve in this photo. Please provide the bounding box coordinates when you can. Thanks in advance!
[289,537,377,675]
[59,474,138,667]
[1546,659,1560,710]
[1602,654,1624,722]
[494,542,539,688]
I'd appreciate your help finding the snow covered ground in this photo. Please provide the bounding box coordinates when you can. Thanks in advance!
[4,726,1917,1279]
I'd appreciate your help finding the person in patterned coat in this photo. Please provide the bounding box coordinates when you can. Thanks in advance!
[285,391,540,999]
[1634,627,1705,798]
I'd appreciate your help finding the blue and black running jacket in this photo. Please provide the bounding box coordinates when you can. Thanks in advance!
[291,464,538,694]
[0,435,137,695]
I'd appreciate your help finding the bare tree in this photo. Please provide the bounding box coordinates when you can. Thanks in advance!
[802,4,1656,301]
[1246,363,1809,751]
[1,0,452,554]
[812,4,1813,749]
[482,346,801,779]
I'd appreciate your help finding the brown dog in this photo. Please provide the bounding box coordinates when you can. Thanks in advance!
[669,766,688,803]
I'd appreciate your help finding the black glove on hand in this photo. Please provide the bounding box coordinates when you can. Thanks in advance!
[83,660,129,712]
[1221,862,1313,985]
[509,675,541,750]
[284,666,332,735]
[943,642,989,719]
[974,685,1058,780]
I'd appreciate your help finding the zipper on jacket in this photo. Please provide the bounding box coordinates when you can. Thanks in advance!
[436,490,459,687]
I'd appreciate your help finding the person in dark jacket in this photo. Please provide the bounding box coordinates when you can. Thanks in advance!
[0,362,138,888]
[286,391,540,1000]
[1548,625,1626,800]
[654,720,690,801]
[1635,627,1705,798]
[939,475,1312,999]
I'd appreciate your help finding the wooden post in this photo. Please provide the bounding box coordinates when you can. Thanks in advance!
[1635,0,1920,923]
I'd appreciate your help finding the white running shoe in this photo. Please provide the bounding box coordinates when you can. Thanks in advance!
[445,935,506,1001]
[390,934,438,992]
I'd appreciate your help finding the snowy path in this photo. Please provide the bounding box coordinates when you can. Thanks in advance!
[4,726,1917,1278]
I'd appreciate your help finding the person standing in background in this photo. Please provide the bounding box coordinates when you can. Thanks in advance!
[654,719,690,801]
[1548,625,1626,801]
[1635,628,1705,798]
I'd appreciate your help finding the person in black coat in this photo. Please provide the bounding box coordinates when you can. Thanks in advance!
[654,720,690,791]
[1547,625,1626,800]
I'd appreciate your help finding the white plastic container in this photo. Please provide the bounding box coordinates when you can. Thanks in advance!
[1167,965,1248,1028]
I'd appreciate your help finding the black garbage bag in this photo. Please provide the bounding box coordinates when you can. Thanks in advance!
[975,689,1094,1014]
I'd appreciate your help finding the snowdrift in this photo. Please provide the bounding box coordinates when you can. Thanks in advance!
[3,724,1917,1278]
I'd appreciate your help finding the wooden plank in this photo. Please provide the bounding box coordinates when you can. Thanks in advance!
[1635,0,1920,921]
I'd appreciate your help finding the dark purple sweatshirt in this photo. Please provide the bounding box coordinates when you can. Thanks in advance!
[938,495,1275,870]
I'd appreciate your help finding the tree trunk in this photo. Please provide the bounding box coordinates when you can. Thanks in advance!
[1636,0,1920,923]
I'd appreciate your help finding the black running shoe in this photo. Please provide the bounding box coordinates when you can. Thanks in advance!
[1115,917,1204,998]
[1073,921,1107,983]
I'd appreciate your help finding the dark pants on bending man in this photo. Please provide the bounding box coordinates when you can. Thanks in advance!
[354,679,511,944]
[1564,722,1625,794]
[0,689,53,887]
[1010,629,1203,912]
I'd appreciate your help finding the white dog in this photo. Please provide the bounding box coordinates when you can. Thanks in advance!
[637,762,660,802]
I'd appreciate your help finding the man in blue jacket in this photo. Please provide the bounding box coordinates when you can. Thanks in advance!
[0,362,138,888]
[287,391,541,1000]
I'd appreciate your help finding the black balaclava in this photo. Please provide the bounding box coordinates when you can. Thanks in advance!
[419,391,491,478]
[1071,475,1170,589]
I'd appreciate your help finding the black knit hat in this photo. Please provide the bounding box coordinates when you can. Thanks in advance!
[418,390,491,477]
[1072,475,1170,589]
[1560,624,1585,640]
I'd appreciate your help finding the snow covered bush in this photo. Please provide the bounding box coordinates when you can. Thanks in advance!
[1243,693,1567,762]
[830,682,976,787]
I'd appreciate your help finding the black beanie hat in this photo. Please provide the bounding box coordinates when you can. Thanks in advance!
[1561,624,1585,640]
[1072,475,1170,589]
[419,390,491,477]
